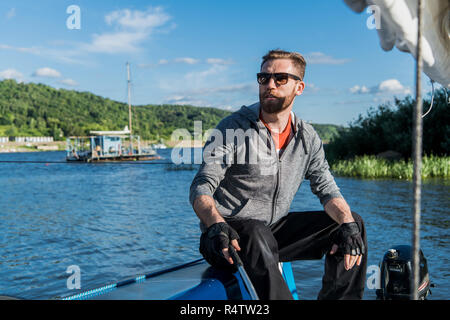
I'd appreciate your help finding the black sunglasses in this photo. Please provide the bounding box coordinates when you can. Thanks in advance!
[257,72,302,85]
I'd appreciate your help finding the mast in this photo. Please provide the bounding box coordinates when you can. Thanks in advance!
[411,0,424,301]
[127,62,133,152]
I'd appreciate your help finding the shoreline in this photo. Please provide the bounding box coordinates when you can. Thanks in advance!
[0,141,66,153]
[331,155,449,180]
[0,140,206,153]
[2,143,447,180]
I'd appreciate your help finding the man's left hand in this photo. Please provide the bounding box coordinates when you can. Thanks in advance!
[329,222,365,270]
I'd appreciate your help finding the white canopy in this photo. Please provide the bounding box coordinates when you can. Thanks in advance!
[344,0,450,88]
[90,126,131,136]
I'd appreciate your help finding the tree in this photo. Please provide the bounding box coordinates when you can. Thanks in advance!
[326,89,449,161]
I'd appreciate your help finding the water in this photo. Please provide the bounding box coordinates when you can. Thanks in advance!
[0,150,448,299]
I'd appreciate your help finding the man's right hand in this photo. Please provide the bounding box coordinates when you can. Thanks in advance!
[200,222,241,267]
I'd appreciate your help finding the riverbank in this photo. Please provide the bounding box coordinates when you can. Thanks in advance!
[0,141,66,153]
[0,139,205,153]
[331,155,449,179]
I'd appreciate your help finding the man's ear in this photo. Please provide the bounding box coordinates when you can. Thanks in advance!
[295,81,305,96]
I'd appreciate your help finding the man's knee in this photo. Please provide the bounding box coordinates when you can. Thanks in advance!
[232,220,274,242]
[351,211,363,223]
[350,211,368,250]
[350,211,365,232]
[232,219,270,236]
[229,219,279,265]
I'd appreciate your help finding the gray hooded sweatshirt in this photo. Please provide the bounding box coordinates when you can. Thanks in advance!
[189,102,343,229]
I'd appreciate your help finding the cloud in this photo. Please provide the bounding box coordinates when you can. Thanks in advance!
[0,44,40,55]
[0,7,173,66]
[59,78,78,86]
[31,67,78,86]
[304,52,350,65]
[187,83,255,95]
[0,68,23,81]
[305,83,320,93]
[83,6,171,54]
[0,43,89,65]
[83,31,148,54]
[105,7,170,30]
[137,57,233,69]
[349,85,370,94]
[206,58,234,65]
[174,57,199,65]
[377,79,411,94]
[163,95,209,106]
[6,8,15,19]
[162,82,256,107]
[137,58,197,68]
[138,57,233,68]
[32,67,61,78]
[0,7,170,61]
[350,79,411,95]
[184,64,227,82]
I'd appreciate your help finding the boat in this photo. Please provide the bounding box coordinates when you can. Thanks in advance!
[66,63,161,162]
[151,142,167,149]
[66,128,160,162]
[60,258,298,300]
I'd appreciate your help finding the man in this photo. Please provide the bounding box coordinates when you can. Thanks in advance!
[189,49,367,300]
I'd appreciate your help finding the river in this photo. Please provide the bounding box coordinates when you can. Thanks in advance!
[0,150,448,299]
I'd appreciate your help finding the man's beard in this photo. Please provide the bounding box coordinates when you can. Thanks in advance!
[259,90,296,114]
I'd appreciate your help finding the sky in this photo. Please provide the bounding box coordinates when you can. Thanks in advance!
[0,0,434,126]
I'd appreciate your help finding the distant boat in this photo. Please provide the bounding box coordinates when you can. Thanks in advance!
[66,127,161,162]
[151,143,167,149]
[66,62,161,162]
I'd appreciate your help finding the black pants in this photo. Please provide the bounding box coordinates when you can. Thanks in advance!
[220,211,367,300]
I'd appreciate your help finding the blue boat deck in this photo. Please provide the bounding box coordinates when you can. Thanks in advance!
[61,259,298,300]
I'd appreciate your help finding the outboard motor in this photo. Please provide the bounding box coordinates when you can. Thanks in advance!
[376,245,431,300]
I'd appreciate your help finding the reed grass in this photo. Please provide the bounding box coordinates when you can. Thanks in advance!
[330,155,449,180]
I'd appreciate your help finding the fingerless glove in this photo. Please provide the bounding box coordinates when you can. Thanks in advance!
[199,222,240,269]
[332,222,365,256]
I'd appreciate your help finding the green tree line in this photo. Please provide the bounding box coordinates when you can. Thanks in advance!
[326,88,449,162]
[0,80,230,140]
[0,79,341,142]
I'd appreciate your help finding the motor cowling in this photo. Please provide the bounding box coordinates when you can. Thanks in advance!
[376,245,431,300]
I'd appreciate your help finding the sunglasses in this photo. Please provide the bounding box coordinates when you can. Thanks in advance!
[257,72,302,85]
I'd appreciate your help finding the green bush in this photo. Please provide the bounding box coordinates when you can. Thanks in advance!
[326,89,449,162]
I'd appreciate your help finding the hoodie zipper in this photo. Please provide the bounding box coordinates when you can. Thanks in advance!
[269,157,281,225]
[255,107,308,226]
[269,117,306,225]
[269,128,293,225]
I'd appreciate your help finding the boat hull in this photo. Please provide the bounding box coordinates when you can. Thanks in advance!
[66,154,162,162]
[61,259,298,300]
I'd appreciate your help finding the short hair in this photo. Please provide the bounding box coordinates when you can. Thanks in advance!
[261,49,306,80]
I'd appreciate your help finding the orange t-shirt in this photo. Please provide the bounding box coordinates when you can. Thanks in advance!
[260,112,293,154]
